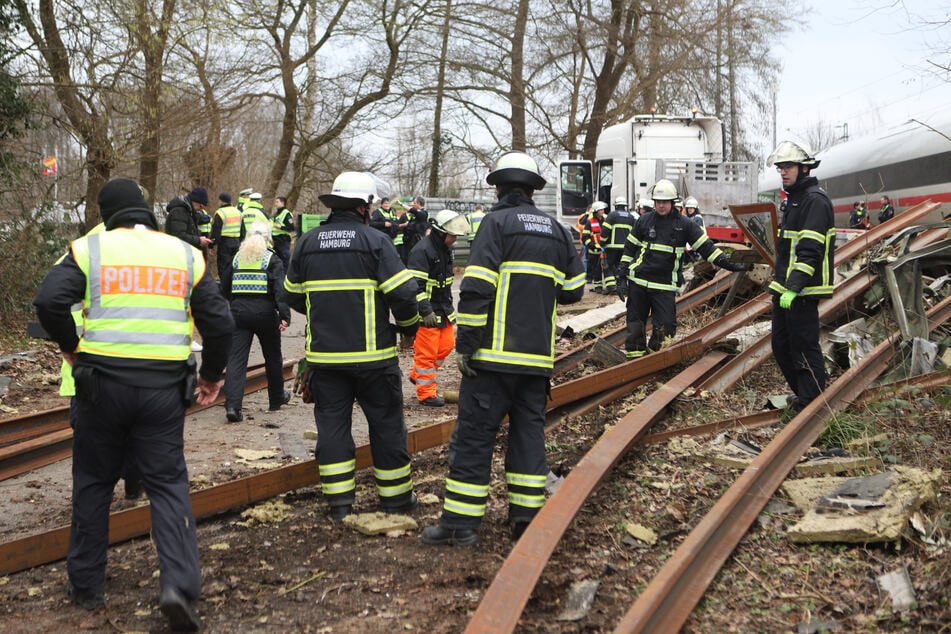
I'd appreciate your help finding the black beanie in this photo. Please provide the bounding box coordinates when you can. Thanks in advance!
[189,187,209,205]
[219,192,232,205]
[98,178,151,225]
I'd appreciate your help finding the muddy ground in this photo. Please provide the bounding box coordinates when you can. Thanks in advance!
[0,281,949,633]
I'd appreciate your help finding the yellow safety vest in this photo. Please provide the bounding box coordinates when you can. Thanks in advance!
[215,205,242,238]
[71,227,202,361]
[272,208,293,237]
[231,251,271,295]
[241,202,269,234]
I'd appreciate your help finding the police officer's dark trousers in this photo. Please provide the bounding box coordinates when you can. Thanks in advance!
[216,237,240,280]
[771,295,825,409]
[308,365,414,511]
[224,308,285,410]
[273,235,291,271]
[68,373,200,599]
[439,370,548,530]
[625,283,676,352]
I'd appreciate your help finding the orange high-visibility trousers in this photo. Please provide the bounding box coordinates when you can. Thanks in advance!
[410,323,455,401]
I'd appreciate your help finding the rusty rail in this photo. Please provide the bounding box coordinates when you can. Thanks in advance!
[0,360,298,481]
[615,292,951,633]
[463,351,730,634]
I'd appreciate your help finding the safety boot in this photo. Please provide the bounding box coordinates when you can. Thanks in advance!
[383,492,418,514]
[625,349,648,359]
[66,581,104,610]
[420,525,479,546]
[329,504,352,522]
[225,408,243,423]
[269,390,292,411]
[159,586,201,632]
[420,396,445,407]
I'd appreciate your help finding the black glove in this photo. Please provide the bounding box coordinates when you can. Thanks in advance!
[715,256,752,272]
[457,353,478,378]
[421,312,440,328]
[616,276,628,301]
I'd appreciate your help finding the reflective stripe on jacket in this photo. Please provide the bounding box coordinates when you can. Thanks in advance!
[231,251,272,295]
[768,178,835,299]
[215,205,242,238]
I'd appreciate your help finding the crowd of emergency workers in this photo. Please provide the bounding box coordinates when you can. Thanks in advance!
[30,139,838,631]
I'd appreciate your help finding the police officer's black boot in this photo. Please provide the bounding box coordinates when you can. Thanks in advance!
[159,586,201,632]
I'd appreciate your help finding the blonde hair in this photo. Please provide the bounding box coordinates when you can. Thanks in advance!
[237,220,271,265]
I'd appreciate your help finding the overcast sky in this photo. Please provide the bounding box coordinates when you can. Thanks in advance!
[770,0,951,152]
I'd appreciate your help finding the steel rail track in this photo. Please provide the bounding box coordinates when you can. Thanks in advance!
[0,360,298,482]
[463,351,730,633]
[615,292,951,633]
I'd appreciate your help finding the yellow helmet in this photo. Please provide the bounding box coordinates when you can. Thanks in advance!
[768,140,820,169]
[650,179,678,201]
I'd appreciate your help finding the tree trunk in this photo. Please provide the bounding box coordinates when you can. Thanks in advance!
[427,0,452,197]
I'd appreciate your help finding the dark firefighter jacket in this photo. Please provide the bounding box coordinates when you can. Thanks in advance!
[619,210,724,292]
[602,209,635,251]
[407,231,456,326]
[284,211,419,369]
[768,176,835,299]
[455,192,585,377]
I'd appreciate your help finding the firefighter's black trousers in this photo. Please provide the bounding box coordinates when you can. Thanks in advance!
[771,295,826,410]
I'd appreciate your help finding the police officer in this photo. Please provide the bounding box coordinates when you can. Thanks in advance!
[848,201,869,229]
[210,192,242,280]
[767,141,835,412]
[33,178,232,631]
[236,187,253,212]
[284,171,420,521]
[221,221,291,422]
[407,209,470,407]
[240,192,270,238]
[369,197,406,253]
[582,201,608,293]
[878,195,895,224]
[421,152,585,546]
[271,196,295,270]
[466,203,486,242]
[616,179,749,358]
[602,198,636,293]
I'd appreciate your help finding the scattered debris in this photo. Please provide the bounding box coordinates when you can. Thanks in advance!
[279,432,312,460]
[909,337,938,376]
[235,448,278,461]
[877,566,917,612]
[828,317,876,369]
[342,512,418,536]
[238,499,293,525]
[622,522,657,546]
[589,338,627,367]
[545,470,565,494]
[556,579,600,621]
[209,543,230,551]
[782,467,941,543]
[796,618,841,633]
[418,493,441,505]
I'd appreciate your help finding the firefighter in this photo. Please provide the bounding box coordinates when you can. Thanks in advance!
[616,179,750,358]
[284,171,420,521]
[683,196,704,228]
[271,196,294,270]
[33,178,233,631]
[209,192,242,280]
[240,192,270,238]
[767,140,835,412]
[221,221,291,422]
[614,196,628,211]
[420,151,585,547]
[602,198,637,293]
[636,197,653,217]
[582,201,608,292]
[407,209,470,407]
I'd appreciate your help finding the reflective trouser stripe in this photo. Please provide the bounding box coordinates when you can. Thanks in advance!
[411,323,455,400]
[374,463,413,499]
[443,477,489,518]
[319,459,356,496]
[506,472,547,509]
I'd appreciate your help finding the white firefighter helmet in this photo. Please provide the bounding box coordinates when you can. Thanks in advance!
[614,196,628,207]
[319,171,377,208]
[684,196,699,209]
[650,179,678,201]
[591,201,608,212]
[486,151,547,190]
[431,209,470,236]
[767,140,820,169]
[638,197,653,210]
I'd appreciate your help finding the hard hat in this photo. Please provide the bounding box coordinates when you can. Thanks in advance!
[249,192,262,201]
[650,179,678,201]
[430,209,470,236]
[591,201,608,211]
[239,188,253,197]
[614,196,628,207]
[638,197,653,209]
[319,171,377,208]
[684,196,699,209]
[485,151,546,190]
[767,140,820,169]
